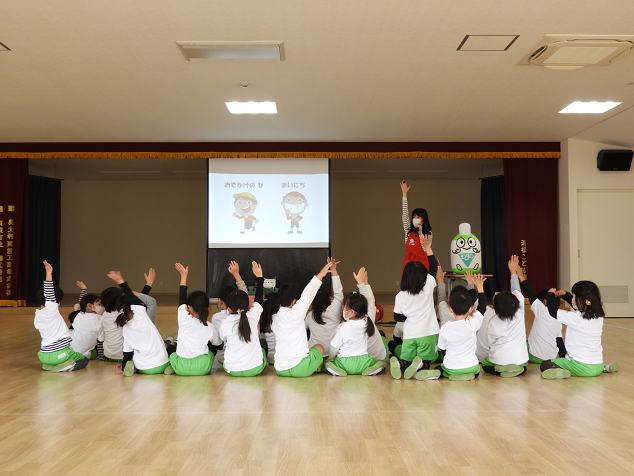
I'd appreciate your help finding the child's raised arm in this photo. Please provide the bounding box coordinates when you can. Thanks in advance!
[75,281,87,311]
[508,255,522,294]
[421,234,438,278]
[252,261,264,305]
[228,261,248,293]
[140,268,156,295]
[472,273,488,315]
[545,288,559,318]
[329,258,344,304]
[108,271,143,306]
[175,263,188,307]
[43,261,57,303]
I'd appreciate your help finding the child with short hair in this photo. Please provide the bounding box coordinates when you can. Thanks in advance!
[481,257,529,377]
[70,292,105,360]
[34,261,89,372]
[109,271,172,376]
[540,280,619,379]
[167,263,220,376]
[273,261,333,377]
[427,268,487,381]
[324,270,386,377]
[306,258,343,360]
[391,234,439,380]
[509,255,568,363]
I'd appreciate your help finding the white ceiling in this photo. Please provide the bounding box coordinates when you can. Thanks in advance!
[3,1,634,146]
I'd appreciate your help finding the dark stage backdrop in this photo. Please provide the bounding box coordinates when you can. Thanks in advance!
[27,175,62,304]
[207,248,331,298]
[504,158,558,292]
[480,175,506,297]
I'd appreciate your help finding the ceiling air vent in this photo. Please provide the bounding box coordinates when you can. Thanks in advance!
[176,41,285,61]
[517,35,634,69]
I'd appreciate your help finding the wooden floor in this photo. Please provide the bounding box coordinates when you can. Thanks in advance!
[1,303,633,476]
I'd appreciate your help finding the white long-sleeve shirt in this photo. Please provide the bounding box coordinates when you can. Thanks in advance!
[357,283,387,361]
[176,304,220,359]
[122,305,169,370]
[394,275,439,340]
[438,312,484,370]
[70,312,105,357]
[306,275,343,357]
[486,290,528,365]
[273,276,323,371]
[220,302,264,372]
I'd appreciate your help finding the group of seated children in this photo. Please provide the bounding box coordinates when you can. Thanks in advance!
[387,251,619,380]
[35,245,619,381]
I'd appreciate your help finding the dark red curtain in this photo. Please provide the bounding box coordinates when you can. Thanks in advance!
[504,158,558,292]
[0,159,28,306]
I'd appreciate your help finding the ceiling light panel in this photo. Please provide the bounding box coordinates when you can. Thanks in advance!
[558,101,621,114]
[226,101,277,114]
[457,35,519,51]
[177,41,284,61]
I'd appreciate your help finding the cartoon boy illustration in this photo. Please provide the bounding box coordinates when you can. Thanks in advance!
[281,191,308,234]
[232,192,259,234]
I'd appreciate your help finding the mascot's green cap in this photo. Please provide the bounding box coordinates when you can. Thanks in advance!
[233,192,257,201]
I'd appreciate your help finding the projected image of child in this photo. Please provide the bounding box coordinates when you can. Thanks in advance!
[281,191,308,234]
[232,192,259,234]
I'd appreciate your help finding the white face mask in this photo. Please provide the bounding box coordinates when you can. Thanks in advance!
[94,305,105,316]
[412,218,422,227]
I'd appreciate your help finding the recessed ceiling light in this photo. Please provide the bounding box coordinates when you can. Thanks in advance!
[176,41,284,61]
[558,101,621,114]
[226,101,277,114]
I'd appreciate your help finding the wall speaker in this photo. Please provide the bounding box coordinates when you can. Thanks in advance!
[597,149,633,171]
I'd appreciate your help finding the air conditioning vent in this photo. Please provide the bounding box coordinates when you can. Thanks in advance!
[599,285,629,304]
[176,41,285,61]
[517,35,634,69]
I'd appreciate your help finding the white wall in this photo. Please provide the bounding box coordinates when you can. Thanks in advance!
[559,138,634,315]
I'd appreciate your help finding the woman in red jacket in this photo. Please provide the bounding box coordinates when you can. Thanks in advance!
[400,180,433,271]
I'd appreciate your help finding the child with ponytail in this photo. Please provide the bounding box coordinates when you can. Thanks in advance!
[167,263,220,376]
[539,280,619,379]
[219,262,267,377]
[306,258,343,360]
[324,279,386,377]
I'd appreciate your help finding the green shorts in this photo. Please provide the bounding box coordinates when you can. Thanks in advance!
[170,351,214,376]
[105,356,123,362]
[137,362,170,374]
[89,348,98,360]
[392,344,402,359]
[276,347,323,378]
[38,347,86,365]
[440,363,481,378]
[527,342,543,364]
[401,335,438,362]
[482,356,528,367]
[552,355,604,377]
[381,336,389,362]
[334,354,380,375]
[224,348,267,377]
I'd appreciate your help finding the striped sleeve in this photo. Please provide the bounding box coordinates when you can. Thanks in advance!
[44,281,57,303]
[77,288,87,305]
[402,197,410,242]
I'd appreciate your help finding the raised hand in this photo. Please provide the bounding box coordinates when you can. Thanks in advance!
[175,263,188,277]
[252,261,263,278]
[508,255,520,274]
[144,268,156,286]
[465,269,475,285]
[107,271,124,284]
[555,290,566,297]
[421,234,433,250]
[436,265,446,284]
[353,267,367,285]
[228,261,240,278]
[472,273,487,293]
[43,260,53,279]
[400,180,410,197]
[327,257,341,276]
[75,281,87,290]
[316,261,333,280]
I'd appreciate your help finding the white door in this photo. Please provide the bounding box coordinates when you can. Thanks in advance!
[578,189,634,317]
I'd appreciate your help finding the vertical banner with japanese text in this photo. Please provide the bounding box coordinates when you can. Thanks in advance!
[503,158,558,292]
[0,159,28,306]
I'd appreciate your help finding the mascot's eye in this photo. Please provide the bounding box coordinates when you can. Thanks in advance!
[456,238,466,247]
[467,237,476,247]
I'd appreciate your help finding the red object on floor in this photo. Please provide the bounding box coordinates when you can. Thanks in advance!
[375,304,384,322]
